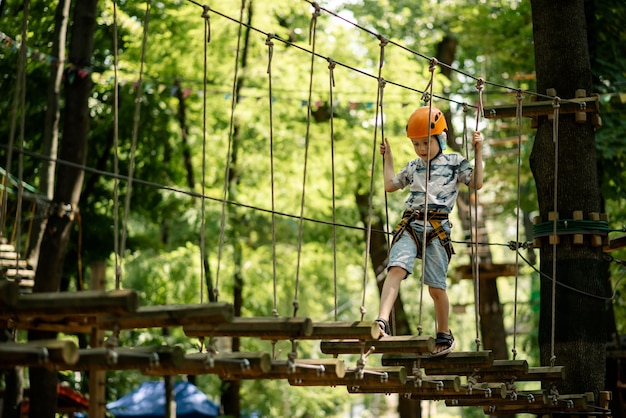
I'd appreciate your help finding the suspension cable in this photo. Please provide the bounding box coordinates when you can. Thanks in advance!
[472,77,484,351]
[512,90,524,359]
[550,96,561,367]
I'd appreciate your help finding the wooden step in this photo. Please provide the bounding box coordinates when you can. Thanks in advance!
[320,335,434,355]
[427,359,528,379]
[0,339,78,367]
[226,358,346,380]
[382,351,494,372]
[290,366,405,387]
[307,321,381,340]
[183,317,313,340]
[0,289,139,318]
[142,351,273,378]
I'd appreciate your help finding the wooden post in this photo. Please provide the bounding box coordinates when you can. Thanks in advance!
[572,211,584,245]
[548,211,560,245]
[575,89,587,123]
[89,261,107,418]
[589,212,603,247]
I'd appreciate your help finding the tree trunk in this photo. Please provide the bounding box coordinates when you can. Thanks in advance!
[27,0,71,269]
[28,1,98,417]
[529,0,610,397]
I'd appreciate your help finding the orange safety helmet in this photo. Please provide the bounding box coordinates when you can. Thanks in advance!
[406,106,448,138]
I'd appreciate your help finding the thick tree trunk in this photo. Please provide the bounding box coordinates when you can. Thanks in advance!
[27,0,70,269]
[529,0,610,397]
[28,1,98,417]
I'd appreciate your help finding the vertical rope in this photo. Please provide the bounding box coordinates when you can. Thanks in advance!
[112,0,121,289]
[361,36,388,321]
[550,97,561,367]
[265,33,279,317]
[462,104,480,351]
[199,6,210,303]
[292,3,321,318]
[472,77,484,351]
[215,1,246,303]
[117,0,151,287]
[512,90,524,359]
[417,58,438,335]
[1,1,30,241]
[327,57,339,320]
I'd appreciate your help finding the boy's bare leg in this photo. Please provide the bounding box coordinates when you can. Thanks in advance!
[428,286,450,333]
[378,266,406,322]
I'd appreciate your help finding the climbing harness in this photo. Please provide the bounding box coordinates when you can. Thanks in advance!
[390,209,455,261]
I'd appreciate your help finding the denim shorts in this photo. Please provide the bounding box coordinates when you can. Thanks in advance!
[387,220,451,290]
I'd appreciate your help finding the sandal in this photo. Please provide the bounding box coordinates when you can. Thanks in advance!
[375,318,390,337]
[431,330,455,357]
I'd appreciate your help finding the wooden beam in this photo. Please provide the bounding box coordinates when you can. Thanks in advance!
[183,317,313,340]
[97,303,235,330]
[426,359,528,380]
[478,392,593,414]
[307,321,381,340]
[142,351,273,377]
[382,351,494,371]
[226,358,346,380]
[0,340,79,367]
[289,366,405,387]
[0,289,139,318]
[320,335,434,355]
[347,374,463,396]
[59,347,159,371]
[0,342,49,367]
[483,96,599,120]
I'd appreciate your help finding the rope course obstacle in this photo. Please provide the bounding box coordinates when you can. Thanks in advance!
[1,0,625,416]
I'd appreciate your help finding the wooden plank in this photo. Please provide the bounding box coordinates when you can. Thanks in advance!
[97,303,235,329]
[455,263,517,280]
[483,96,599,120]
[307,321,381,340]
[382,351,494,371]
[289,366,404,387]
[142,351,273,377]
[320,335,434,355]
[183,317,313,340]
[226,358,346,380]
[0,289,139,317]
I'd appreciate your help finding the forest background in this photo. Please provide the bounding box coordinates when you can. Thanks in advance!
[0,0,625,417]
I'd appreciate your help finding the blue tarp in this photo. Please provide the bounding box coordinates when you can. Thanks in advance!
[107,381,219,418]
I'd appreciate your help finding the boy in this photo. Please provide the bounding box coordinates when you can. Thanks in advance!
[376,106,483,357]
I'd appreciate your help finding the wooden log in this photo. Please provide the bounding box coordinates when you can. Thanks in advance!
[347,374,462,396]
[60,347,158,371]
[183,317,313,340]
[515,366,565,382]
[445,390,545,408]
[320,335,434,355]
[431,359,528,381]
[227,358,346,381]
[307,321,381,340]
[142,351,273,377]
[1,289,139,317]
[97,303,235,330]
[0,280,19,308]
[0,342,49,367]
[480,392,592,414]
[2,339,79,366]
[290,366,404,387]
[382,351,494,372]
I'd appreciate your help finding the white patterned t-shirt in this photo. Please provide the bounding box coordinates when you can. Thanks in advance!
[392,152,473,213]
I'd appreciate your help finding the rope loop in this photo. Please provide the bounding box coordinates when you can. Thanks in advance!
[327,57,336,87]
[428,57,439,73]
[378,34,389,48]
[265,34,275,74]
[202,5,211,43]
[308,2,321,45]
[475,77,485,92]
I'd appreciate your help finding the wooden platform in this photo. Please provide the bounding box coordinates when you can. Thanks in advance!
[320,335,434,355]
